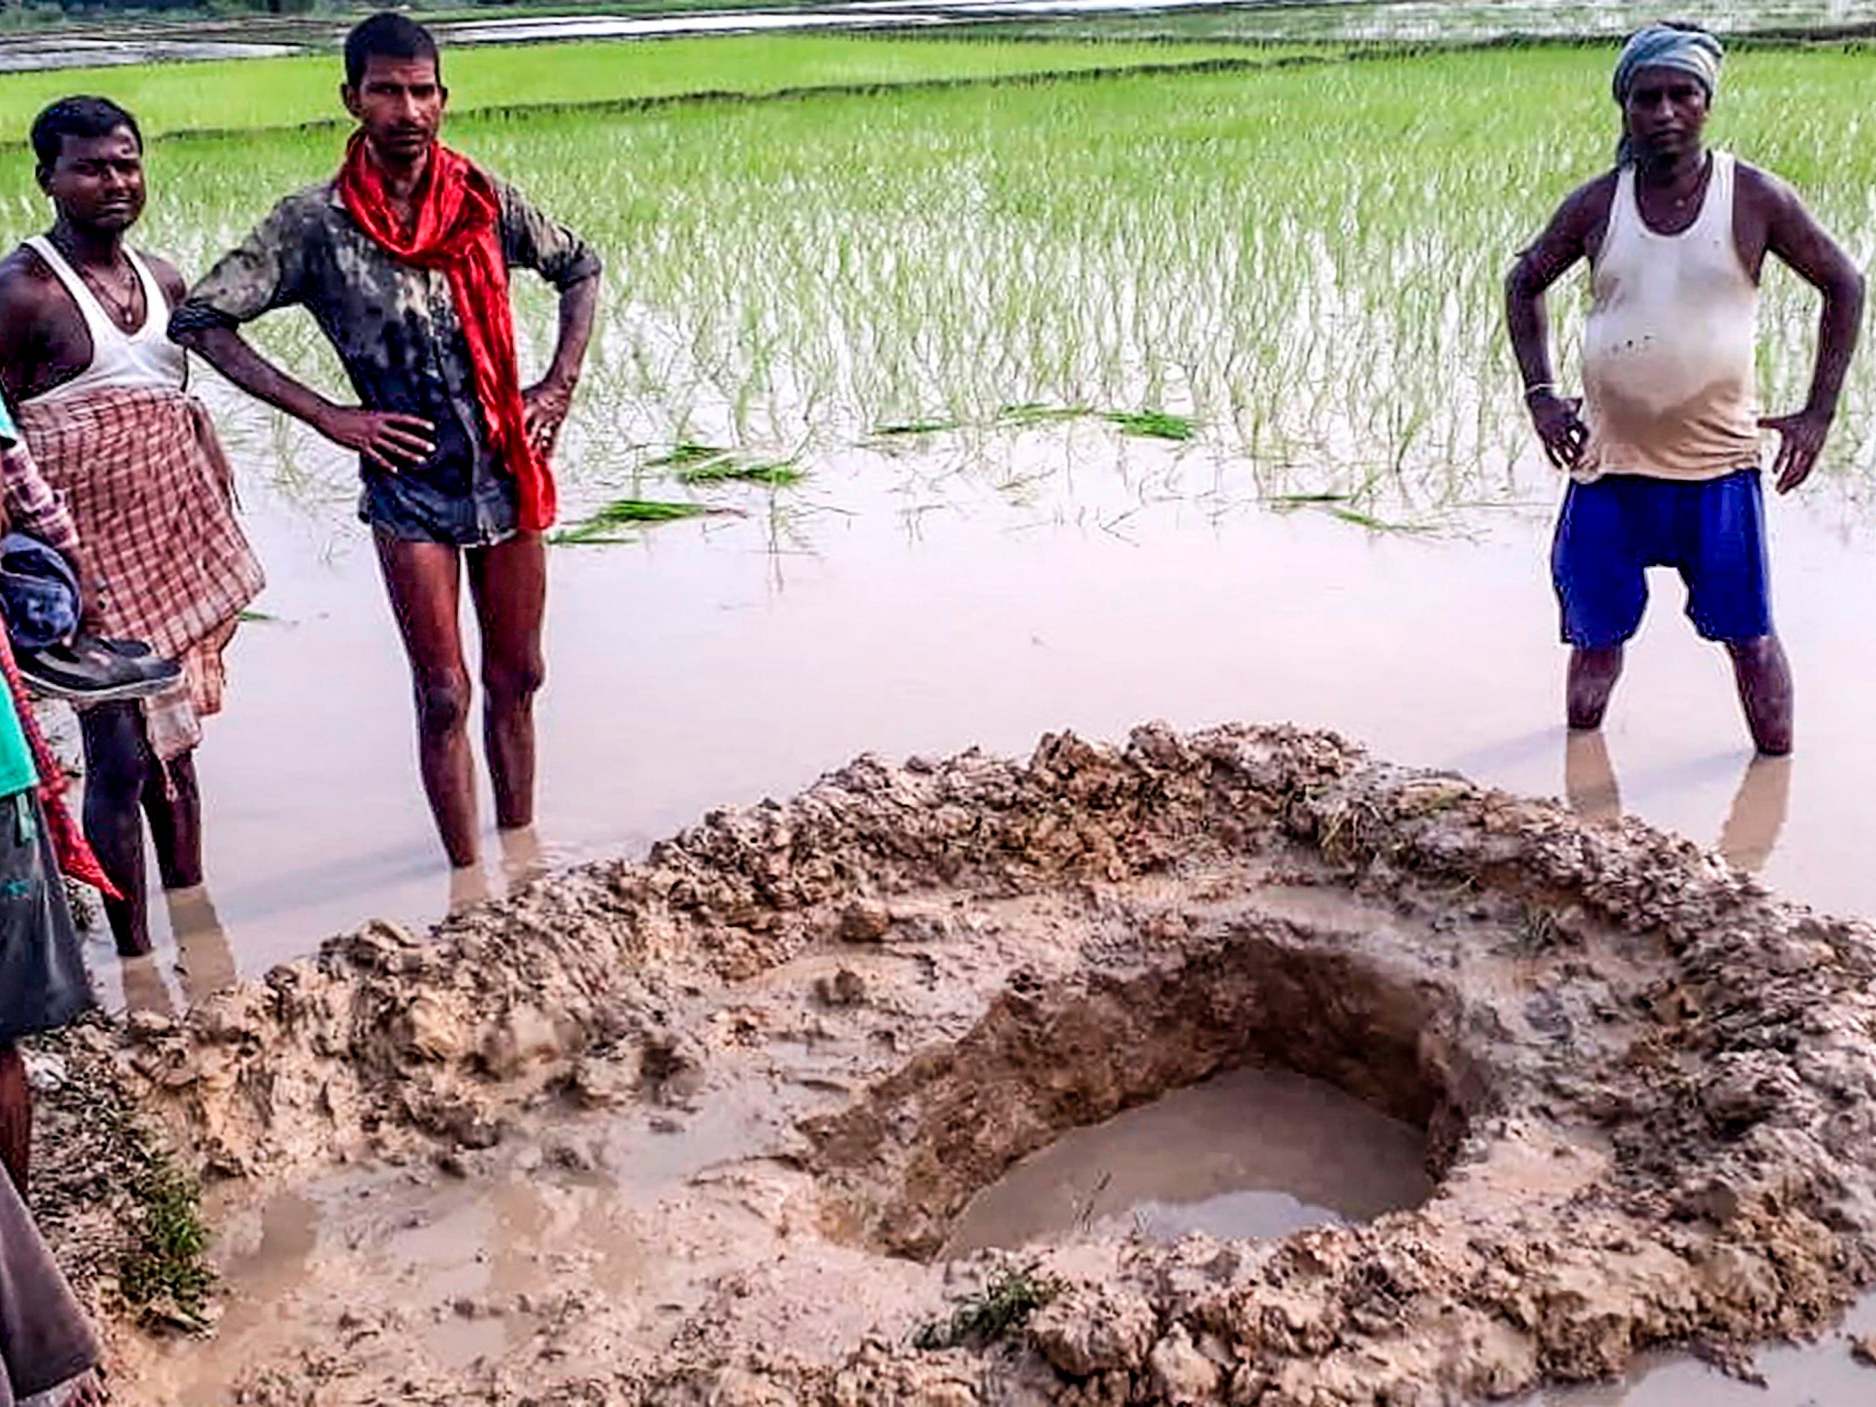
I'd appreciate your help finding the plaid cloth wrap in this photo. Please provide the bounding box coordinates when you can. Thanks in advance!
[15,387,264,761]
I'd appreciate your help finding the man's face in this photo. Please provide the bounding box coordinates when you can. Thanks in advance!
[343,55,447,164]
[1624,64,1710,163]
[37,127,145,233]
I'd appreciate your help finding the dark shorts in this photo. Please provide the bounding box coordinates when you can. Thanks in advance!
[358,466,520,548]
[1551,468,1772,649]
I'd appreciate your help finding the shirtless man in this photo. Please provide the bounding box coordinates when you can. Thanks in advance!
[1505,23,1864,756]
[0,96,263,956]
[173,13,601,868]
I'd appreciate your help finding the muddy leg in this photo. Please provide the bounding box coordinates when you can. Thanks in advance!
[466,532,547,832]
[142,749,204,891]
[0,1041,29,1197]
[1566,645,1624,731]
[1725,635,1793,757]
[375,531,478,868]
[76,701,153,956]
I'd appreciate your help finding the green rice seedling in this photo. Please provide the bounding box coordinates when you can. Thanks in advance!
[1105,410,1198,442]
[33,38,1874,533]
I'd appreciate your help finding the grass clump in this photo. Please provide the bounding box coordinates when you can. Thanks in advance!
[118,1139,215,1331]
[913,1261,1064,1351]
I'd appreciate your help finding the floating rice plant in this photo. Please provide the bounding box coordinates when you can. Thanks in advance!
[872,418,965,438]
[548,498,723,546]
[997,402,1092,427]
[1104,410,1198,442]
[643,442,734,471]
[676,458,807,487]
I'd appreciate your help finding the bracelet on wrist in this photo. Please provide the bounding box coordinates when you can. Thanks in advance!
[1522,382,1559,402]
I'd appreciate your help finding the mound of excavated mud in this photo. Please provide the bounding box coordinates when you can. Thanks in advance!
[52,724,1876,1404]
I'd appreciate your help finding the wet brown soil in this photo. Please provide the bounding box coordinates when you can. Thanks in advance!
[33,722,1876,1405]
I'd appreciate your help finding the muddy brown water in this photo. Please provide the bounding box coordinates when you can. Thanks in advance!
[941,1066,1433,1256]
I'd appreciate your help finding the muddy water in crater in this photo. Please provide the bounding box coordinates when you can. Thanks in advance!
[87,407,1876,1014]
[943,1067,1431,1257]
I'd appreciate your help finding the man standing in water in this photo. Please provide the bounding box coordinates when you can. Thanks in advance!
[1505,23,1863,755]
[0,96,264,957]
[173,13,601,868]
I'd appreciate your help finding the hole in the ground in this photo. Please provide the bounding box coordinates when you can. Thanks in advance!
[940,1063,1434,1257]
[805,904,1470,1261]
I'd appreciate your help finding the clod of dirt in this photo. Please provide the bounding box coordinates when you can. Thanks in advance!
[38,723,1876,1404]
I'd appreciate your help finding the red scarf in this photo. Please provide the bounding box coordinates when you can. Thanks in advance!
[337,135,556,531]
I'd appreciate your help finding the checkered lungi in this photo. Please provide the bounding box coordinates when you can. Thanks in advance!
[16,386,264,761]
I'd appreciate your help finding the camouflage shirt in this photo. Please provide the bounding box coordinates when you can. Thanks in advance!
[171,175,600,545]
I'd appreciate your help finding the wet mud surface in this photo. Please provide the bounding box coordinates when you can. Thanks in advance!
[34,722,1876,1404]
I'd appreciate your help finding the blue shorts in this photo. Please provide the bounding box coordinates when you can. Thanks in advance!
[1551,469,1772,649]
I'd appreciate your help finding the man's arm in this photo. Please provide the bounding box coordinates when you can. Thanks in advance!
[168,201,434,472]
[1505,177,1609,472]
[521,275,600,460]
[497,181,603,459]
[1749,171,1867,494]
[0,260,56,409]
[173,324,434,473]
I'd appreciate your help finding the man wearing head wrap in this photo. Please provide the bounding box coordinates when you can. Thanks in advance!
[1504,23,1864,756]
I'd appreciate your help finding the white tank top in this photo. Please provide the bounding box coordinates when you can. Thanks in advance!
[20,234,186,404]
[1579,151,1762,483]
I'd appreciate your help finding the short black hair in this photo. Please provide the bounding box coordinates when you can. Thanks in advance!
[30,96,142,170]
[344,12,441,88]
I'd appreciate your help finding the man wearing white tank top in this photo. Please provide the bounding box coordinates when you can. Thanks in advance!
[0,97,263,958]
[1505,24,1864,757]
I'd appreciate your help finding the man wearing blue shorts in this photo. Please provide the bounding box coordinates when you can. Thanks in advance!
[1504,23,1864,755]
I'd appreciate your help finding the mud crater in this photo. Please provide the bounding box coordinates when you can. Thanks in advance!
[44,722,1876,1405]
[803,904,1459,1261]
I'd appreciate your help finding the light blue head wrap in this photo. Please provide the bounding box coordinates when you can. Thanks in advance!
[1613,24,1724,165]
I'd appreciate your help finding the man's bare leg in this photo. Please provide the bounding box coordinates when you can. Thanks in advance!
[76,702,154,956]
[375,531,478,868]
[1725,634,1794,756]
[1567,645,1625,731]
[141,752,204,891]
[0,1042,29,1196]
[466,532,547,831]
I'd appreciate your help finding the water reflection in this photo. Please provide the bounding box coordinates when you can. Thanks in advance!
[1716,756,1793,874]
[1563,735,1791,875]
[167,886,238,1006]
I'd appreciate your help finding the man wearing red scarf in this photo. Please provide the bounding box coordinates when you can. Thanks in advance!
[173,13,601,869]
